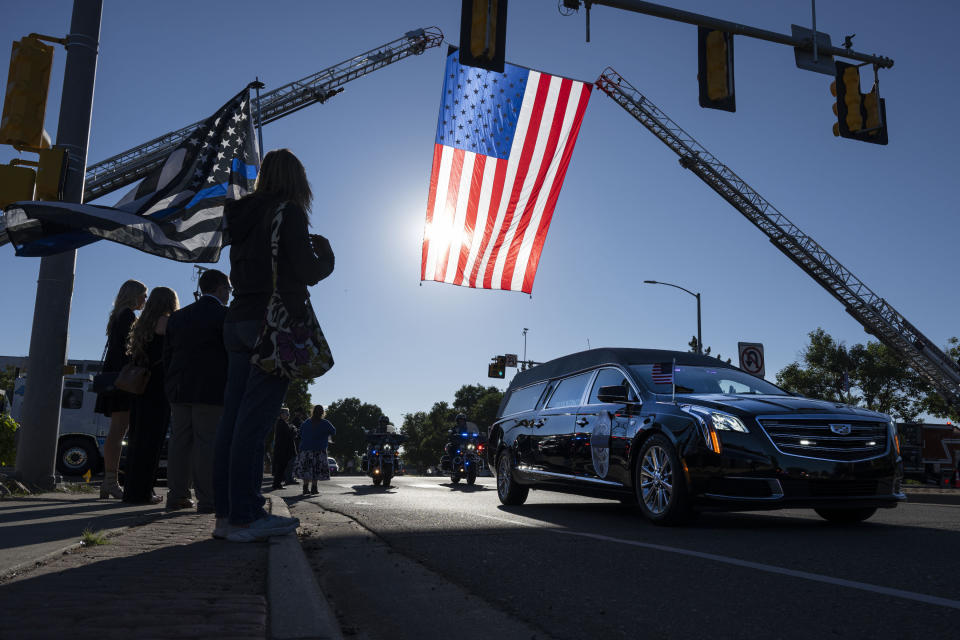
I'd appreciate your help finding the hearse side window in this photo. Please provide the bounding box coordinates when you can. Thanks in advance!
[502,382,547,416]
[545,372,592,409]
[588,368,638,404]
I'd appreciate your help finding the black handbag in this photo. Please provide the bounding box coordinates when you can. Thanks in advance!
[91,372,119,394]
[91,342,118,394]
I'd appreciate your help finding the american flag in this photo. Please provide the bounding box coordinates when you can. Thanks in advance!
[652,363,674,385]
[420,49,591,294]
[0,88,258,262]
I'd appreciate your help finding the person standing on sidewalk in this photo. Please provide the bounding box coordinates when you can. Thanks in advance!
[271,407,298,490]
[162,269,231,511]
[95,280,147,499]
[123,287,179,505]
[295,405,336,495]
[213,149,334,542]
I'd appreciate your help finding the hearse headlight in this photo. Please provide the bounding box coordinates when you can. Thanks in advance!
[680,406,749,454]
[887,418,900,456]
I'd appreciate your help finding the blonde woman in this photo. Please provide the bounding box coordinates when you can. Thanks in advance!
[121,286,179,505]
[95,280,147,499]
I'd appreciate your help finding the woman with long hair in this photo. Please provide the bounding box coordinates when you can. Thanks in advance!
[214,149,334,541]
[122,286,179,505]
[94,279,147,499]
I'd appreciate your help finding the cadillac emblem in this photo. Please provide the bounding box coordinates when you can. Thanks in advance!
[829,423,852,436]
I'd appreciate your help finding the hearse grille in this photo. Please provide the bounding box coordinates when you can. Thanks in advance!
[757,417,888,462]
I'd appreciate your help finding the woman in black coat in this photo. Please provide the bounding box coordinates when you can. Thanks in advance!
[95,280,147,499]
[122,287,179,505]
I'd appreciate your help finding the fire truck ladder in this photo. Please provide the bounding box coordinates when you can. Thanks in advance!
[82,27,444,202]
[595,67,960,411]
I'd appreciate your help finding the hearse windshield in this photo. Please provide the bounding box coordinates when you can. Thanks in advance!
[629,364,788,396]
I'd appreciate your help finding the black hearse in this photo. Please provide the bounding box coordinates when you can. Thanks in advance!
[486,348,904,525]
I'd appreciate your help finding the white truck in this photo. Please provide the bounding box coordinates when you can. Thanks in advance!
[10,369,110,476]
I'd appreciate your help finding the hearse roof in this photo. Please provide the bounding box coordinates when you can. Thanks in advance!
[508,348,738,390]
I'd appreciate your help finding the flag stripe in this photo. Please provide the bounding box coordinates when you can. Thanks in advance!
[503,76,569,291]
[468,158,507,288]
[433,148,466,282]
[420,143,444,281]
[423,146,454,280]
[453,153,486,285]
[441,151,474,283]
[520,81,592,293]
[484,71,549,289]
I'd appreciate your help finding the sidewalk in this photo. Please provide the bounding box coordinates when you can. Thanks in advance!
[0,483,341,640]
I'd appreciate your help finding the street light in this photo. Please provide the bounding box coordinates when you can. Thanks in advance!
[643,280,702,355]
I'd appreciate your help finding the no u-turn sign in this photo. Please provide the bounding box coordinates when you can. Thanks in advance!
[738,342,765,378]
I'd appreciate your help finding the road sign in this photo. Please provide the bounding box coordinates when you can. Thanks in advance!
[504,353,518,367]
[738,342,765,377]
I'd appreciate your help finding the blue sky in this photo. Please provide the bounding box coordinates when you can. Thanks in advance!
[2,1,957,425]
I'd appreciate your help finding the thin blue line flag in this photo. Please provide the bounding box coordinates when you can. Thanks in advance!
[0,88,259,262]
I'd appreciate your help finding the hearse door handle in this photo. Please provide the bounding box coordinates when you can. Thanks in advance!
[533,419,545,428]
[576,418,589,426]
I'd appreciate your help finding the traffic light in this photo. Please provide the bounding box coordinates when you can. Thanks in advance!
[459,0,508,73]
[35,146,68,201]
[0,37,55,148]
[487,355,506,379]
[0,163,36,209]
[697,27,735,112]
[830,61,887,145]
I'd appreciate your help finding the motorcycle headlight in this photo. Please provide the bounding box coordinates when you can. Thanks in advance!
[467,443,476,450]
[384,443,392,451]
[681,405,748,454]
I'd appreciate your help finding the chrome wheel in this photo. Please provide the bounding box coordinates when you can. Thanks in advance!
[639,445,673,515]
[497,456,510,497]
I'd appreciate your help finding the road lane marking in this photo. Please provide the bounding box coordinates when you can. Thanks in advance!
[409,483,445,489]
[474,513,960,611]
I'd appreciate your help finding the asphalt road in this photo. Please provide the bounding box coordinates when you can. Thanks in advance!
[285,476,960,639]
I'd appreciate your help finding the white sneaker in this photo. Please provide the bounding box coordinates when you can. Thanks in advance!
[226,514,300,543]
[212,517,230,540]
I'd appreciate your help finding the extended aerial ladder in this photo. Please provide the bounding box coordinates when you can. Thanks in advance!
[82,27,444,202]
[595,67,960,412]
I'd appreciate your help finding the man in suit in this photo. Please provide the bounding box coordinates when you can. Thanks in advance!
[162,269,231,511]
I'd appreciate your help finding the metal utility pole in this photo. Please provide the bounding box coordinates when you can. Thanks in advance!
[16,0,102,490]
[644,280,702,355]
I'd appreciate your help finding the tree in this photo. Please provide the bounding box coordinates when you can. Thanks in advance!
[453,383,504,432]
[917,337,960,423]
[688,336,731,364]
[401,401,455,471]
[283,378,313,421]
[775,328,959,422]
[325,397,386,458]
[775,328,853,403]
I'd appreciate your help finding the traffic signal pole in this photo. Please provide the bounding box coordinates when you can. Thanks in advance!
[15,0,102,490]
[566,0,894,69]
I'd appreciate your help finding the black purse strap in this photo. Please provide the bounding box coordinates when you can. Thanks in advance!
[267,202,287,296]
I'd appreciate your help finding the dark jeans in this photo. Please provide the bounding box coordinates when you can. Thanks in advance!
[214,320,290,525]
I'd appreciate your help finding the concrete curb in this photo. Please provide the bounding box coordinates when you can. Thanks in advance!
[268,497,343,640]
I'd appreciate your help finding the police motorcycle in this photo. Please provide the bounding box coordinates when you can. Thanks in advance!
[361,416,406,487]
[439,414,483,485]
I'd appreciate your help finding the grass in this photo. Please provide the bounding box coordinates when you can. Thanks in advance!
[80,528,109,547]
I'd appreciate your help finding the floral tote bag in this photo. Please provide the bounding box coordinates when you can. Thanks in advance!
[250,202,334,379]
